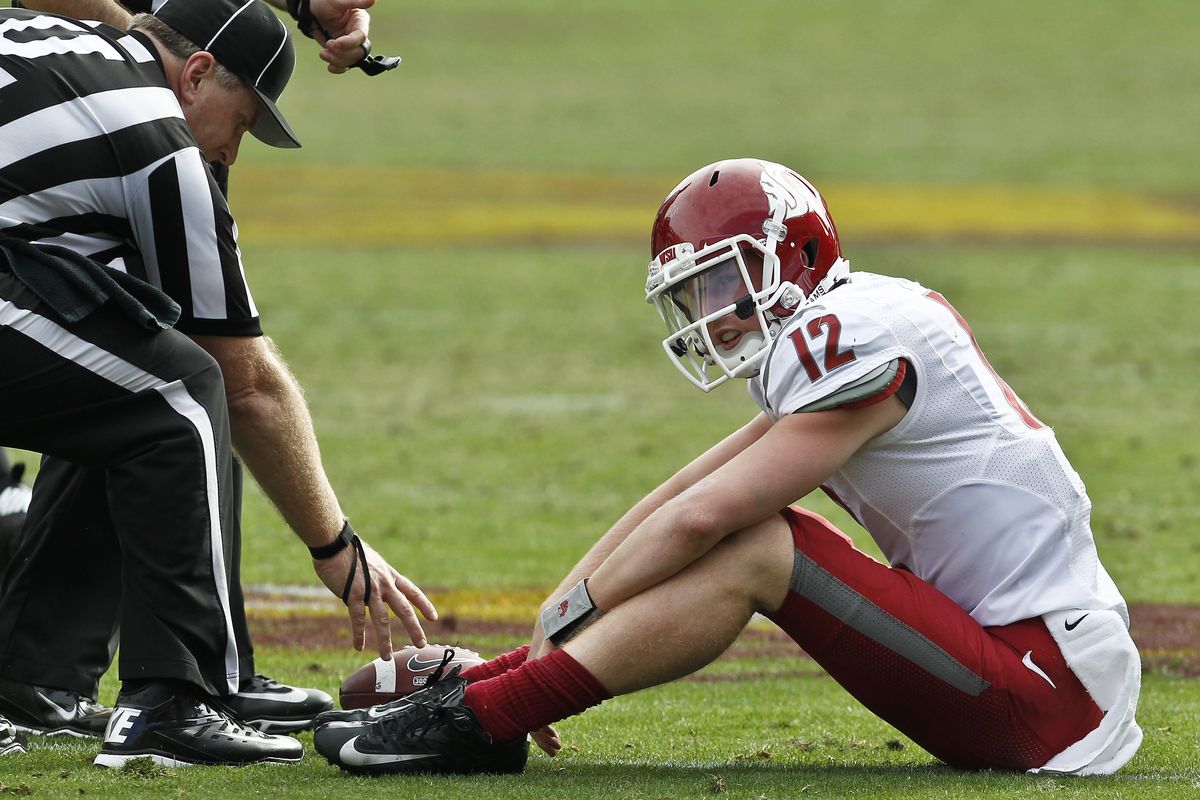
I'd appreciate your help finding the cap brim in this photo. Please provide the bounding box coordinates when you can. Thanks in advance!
[250,87,300,149]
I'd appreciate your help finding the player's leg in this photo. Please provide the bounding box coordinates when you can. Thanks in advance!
[560,515,793,694]
[765,506,1103,771]
[315,515,795,773]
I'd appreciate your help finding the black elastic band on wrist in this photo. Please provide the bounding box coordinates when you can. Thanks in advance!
[340,534,371,605]
[308,519,354,559]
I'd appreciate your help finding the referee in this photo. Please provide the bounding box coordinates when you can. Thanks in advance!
[0,0,434,767]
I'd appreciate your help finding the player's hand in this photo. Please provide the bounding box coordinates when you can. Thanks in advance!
[308,0,374,73]
[312,537,437,658]
[531,725,561,756]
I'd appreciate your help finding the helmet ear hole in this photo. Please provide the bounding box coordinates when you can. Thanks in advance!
[801,238,819,269]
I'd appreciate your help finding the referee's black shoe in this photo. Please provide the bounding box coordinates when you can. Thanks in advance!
[220,674,334,733]
[316,675,527,775]
[0,677,111,738]
[94,682,303,768]
[1,715,27,756]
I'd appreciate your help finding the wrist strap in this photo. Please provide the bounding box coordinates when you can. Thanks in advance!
[541,578,602,646]
[340,532,371,606]
[308,519,354,559]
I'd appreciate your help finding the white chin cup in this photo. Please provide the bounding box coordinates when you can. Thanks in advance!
[713,330,766,375]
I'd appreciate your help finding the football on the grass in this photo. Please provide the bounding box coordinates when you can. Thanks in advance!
[338,644,485,709]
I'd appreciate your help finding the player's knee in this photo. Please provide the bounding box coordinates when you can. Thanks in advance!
[712,516,794,612]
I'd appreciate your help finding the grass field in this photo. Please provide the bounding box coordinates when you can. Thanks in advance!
[5,0,1200,795]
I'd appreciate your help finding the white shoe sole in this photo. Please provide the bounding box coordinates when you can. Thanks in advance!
[94,750,303,768]
[12,723,97,739]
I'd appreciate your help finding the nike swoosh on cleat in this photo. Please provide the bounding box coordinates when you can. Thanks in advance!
[366,703,410,719]
[339,738,438,766]
[234,687,310,704]
[35,691,80,722]
[1021,651,1057,689]
[1064,614,1089,631]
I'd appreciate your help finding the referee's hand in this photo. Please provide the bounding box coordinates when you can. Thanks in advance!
[313,537,438,659]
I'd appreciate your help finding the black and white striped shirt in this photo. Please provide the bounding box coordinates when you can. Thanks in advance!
[0,8,260,336]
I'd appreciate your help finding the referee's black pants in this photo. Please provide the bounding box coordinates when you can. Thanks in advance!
[0,268,242,697]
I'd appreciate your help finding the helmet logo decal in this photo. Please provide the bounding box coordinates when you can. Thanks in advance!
[758,163,834,233]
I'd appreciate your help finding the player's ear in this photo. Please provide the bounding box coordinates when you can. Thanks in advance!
[178,51,218,103]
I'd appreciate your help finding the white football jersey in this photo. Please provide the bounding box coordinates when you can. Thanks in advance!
[749,271,1127,628]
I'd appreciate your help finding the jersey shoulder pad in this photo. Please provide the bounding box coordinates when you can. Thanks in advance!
[759,291,905,416]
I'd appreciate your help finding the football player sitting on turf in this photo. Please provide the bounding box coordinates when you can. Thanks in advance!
[313,158,1142,776]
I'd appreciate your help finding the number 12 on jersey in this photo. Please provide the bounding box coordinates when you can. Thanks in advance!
[788,314,857,382]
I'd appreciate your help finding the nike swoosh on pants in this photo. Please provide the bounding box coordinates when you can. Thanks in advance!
[1021,651,1058,689]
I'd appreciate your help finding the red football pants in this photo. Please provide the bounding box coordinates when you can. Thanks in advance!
[766,506,1102,771]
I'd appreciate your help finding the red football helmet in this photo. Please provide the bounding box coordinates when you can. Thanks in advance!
[645,158,848,391]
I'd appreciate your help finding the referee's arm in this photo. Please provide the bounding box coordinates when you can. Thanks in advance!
[191,333,344,551]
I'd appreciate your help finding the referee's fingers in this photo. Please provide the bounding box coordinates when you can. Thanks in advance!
[345,579,368,652]
[367,581,395,659]
[387,580,427,649]
[395,573,438,622]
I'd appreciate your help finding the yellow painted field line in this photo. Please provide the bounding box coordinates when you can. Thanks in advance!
[231,165,1200,247]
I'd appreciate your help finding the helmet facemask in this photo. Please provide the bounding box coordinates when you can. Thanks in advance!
[647,232,800,392]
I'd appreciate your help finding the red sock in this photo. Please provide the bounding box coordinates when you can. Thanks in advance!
[464,648,611,742]
[461,645,531,683]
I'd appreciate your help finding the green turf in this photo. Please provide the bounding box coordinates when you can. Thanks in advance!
[6,647,1198,798]
[258,0,1200,192]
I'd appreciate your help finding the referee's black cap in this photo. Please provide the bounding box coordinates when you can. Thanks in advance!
[154,0,300,148]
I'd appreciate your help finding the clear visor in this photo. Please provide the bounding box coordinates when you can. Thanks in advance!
[647,237,779,392]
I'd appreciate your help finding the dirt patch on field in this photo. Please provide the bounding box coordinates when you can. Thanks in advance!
[245,596,1200,678]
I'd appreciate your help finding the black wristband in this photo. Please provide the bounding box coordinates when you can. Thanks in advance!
[309,520,354,559]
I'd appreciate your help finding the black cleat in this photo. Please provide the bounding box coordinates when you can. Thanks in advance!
[1,715,27,756]
[313,649,465,735]
[316,675,527,776]
[220,674,333,733]
[0,677,111,738]
[93,682,303,768]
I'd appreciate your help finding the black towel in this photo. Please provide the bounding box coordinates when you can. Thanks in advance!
[0,238,180,331]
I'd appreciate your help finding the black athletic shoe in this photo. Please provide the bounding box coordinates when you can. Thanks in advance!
[313,649,465,735]
[313,664,466,760]
[220,674,334,733]
[0,677,111,738]
[316,675,527,776]
[93,682,304,768]
[0,715,27,756]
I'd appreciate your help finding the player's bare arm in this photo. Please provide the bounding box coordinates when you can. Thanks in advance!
[193,333,437,657]
[585,395,907,613]
[527,411,773,655]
